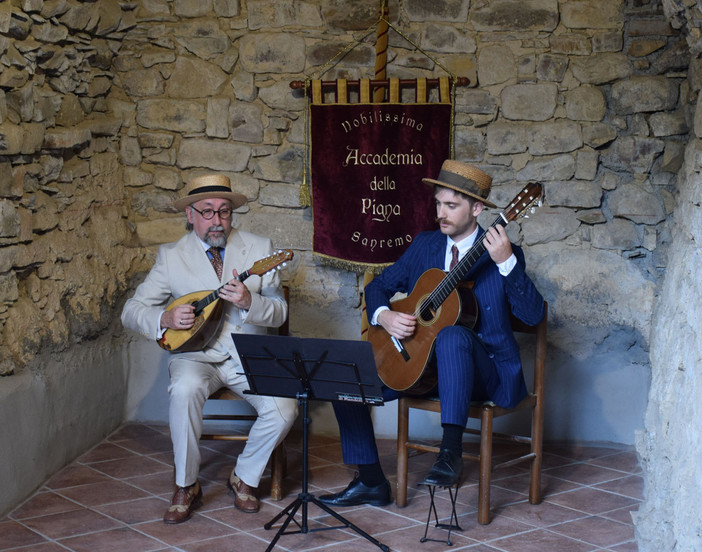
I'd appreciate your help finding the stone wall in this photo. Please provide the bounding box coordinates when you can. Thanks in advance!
[1,0,698,542]
[114,0,679,445]
[634,2,702,550]
[0,0,139,516]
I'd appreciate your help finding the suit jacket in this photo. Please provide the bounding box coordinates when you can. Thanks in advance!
[365,228,544,408]
[122,229,287,363]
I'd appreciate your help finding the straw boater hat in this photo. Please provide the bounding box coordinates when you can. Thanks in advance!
[422,160,496,209]
[173,174,247,211]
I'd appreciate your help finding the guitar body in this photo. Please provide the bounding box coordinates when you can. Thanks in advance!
[157,291,225,352]
[368,268,478,395]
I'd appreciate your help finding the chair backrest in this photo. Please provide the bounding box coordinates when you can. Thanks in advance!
[279,285,290,337]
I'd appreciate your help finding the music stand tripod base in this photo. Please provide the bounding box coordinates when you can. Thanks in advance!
[418,482,463,546]
[231,334,389,552]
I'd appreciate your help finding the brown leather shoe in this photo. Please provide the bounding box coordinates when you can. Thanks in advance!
[163,481,203,524]
[227,474,260,513]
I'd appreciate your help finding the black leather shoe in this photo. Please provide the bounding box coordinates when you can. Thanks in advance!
[317,474,392,507]
[421,448,463,487]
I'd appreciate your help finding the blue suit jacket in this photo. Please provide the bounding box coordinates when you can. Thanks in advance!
[365,228,545,409]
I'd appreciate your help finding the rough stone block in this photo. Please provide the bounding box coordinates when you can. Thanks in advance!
[177,138,251,172]
[527,120,583,155]
[136,100,206,133]
[0,201,20,238]
[501,83,557,121]
[550,33,591,55]
[561,0,623,29]
[571,53,632,84]
[565,85,606,122]
[471,0,558,32]
[487,121,528,155]
[165,58,228,99]
[207,97,230,139]
[591,218,641,250]
[517,153,576,181]
[611,76,679,115]
[546,180,602,208]
[608,180,666,225]
[239,33,306,74]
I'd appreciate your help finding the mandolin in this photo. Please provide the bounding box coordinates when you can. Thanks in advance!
[368,183,543,395]
[157,249,293,353]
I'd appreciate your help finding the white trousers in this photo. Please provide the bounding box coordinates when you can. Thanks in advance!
[168,355,298,488]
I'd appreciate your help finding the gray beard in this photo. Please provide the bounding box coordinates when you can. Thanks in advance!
[203,226,227,248]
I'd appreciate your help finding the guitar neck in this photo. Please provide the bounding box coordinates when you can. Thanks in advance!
[427,215,507,310]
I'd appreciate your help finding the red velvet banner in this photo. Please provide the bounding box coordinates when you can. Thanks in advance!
[310,103,451,270]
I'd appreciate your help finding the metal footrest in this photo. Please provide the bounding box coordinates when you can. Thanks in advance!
[419,484,463,546]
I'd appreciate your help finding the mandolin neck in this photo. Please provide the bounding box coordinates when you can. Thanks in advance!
[193,271,249,316]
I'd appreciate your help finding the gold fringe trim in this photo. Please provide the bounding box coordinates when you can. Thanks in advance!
[313,252,390,274]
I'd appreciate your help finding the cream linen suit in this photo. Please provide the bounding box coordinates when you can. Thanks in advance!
[122,229,298,489]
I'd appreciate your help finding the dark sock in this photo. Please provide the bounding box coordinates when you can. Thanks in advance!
[440,423,464,455]
[358,462,385,487]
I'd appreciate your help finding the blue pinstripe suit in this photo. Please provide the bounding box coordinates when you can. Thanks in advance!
[333,228,545,465]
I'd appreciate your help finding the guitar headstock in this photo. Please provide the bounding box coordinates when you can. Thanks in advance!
[249,249,294,277]
[501,182,543,223]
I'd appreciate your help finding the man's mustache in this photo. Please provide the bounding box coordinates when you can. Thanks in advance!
[208,225,225,232]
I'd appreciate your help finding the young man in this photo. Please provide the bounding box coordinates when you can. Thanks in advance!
[318,160,545,507]
[122,174,298,523]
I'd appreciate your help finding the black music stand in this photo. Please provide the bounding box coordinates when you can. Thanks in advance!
[231,334,389,552]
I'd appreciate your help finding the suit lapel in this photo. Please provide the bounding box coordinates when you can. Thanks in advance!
[428,230,447,270]
[180,232,221,289]
[222,230,252,282]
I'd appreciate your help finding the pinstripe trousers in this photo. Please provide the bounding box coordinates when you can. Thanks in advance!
[332,324,498,466]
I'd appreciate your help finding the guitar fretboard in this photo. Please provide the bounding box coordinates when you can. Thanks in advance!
[416,216,505,319]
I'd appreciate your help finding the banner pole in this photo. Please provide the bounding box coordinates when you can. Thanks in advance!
[362,0,390,338]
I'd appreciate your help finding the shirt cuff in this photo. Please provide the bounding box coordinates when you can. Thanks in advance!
[497,254,517,276]
[370,306,390,326]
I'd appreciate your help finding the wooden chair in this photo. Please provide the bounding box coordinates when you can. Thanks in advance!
[396,302,548,525]
[200,285,290,500]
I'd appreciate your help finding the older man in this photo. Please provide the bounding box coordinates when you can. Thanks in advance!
[122,174,297,523]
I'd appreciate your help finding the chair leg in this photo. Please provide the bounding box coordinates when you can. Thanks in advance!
[529,400,543,505]
[478,408,493,525]
[396,398,410,507]
[270,442,286,501]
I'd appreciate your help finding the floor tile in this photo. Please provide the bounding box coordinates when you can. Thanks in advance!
[1,424,643,552]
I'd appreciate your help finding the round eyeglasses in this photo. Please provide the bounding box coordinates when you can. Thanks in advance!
[190,206,233,220]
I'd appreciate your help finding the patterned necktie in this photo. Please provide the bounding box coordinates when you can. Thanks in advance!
[208,247,223,280]
[449,245,459,271]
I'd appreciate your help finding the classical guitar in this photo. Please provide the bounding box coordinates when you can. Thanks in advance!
[368,183,543,395]
[157,249,293,353]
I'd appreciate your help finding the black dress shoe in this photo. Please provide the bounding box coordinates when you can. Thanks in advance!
[317,474,392,507]
[421,448,463,487]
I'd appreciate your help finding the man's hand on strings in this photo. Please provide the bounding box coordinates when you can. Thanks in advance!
[378,310,416,340]
[218,269,252,309]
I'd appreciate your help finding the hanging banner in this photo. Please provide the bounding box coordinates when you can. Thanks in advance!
[310,102,451,271]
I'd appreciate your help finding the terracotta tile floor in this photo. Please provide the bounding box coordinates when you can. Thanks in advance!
[2,423,642,551]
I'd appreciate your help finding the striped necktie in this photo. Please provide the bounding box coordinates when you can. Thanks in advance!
[449,245,459,271]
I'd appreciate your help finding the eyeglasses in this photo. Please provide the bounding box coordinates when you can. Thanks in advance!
[190,206,233,220]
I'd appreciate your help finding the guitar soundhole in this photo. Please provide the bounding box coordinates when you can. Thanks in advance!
[419,304,436,324]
